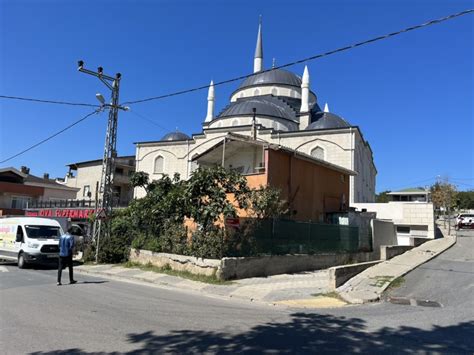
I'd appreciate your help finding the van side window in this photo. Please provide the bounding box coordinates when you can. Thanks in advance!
[16,226,24,243]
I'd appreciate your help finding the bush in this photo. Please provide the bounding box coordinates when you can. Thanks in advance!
[160,221,189,255]
[190,227,225,259]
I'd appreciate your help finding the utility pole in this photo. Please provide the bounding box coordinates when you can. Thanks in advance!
[77,60,126,262]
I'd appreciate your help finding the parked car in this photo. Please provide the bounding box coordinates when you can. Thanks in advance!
[455,213,474,230]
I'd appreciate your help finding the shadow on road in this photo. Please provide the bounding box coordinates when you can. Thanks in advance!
[29,312,473,354]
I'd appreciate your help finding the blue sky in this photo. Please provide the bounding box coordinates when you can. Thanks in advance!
[1,0,473,192]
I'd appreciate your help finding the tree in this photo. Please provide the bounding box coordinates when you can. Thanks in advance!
[248,186,288,219]
[185,166,250,231]
[375,190,391,203]
[456,190,474,210]
[431,182,458,211]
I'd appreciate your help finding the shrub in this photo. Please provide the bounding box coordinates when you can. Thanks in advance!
[190,227,225,259]
[160,221,189,255]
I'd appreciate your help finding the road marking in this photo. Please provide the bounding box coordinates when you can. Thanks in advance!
[0,266,9,272]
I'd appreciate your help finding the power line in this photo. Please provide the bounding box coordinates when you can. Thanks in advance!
[127,109,171,132]
[123,9,473,105]
[0,95,99,108]
[0,109,101,164]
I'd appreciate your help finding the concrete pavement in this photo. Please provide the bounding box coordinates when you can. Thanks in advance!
[337,230,456,304]
[75,263,334,308]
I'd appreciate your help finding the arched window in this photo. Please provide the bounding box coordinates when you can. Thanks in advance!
[271,87,278,96]
[272,121,278,131]
[232,119,239,127]
[253,88,260,96]
[216,121,222,128]
[239,92,244,98]
[154,156,164,174]
[190,154,199,174]
[310,146,325,160]
[291,90,297,98]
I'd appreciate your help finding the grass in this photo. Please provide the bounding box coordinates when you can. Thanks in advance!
[123,261,233,285]
[370,275,405,289]
[312,291,345,301]
[388,276,405,290]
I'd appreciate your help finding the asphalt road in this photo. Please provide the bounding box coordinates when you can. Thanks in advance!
[1,231,473,354]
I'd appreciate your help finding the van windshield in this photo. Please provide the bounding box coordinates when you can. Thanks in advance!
[25,225,61,239]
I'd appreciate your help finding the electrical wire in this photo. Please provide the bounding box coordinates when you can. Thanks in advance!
[127,109,171,132]
[0,95,99,108]
[0,109,101,164]
[122,9,473,105]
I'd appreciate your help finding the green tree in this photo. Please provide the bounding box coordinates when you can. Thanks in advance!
[375,190,391,203]
[248,186,288,218]
[185,166,250,231]
[456,190,474,210]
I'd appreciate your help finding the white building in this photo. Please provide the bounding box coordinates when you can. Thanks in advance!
[135,20,377,203]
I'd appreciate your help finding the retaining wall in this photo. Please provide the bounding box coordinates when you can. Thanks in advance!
[380,245,413,260]
[129,248,376,280]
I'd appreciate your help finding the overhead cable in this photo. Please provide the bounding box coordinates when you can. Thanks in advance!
[0,109,101,164]
[122,9,473,105]
[0,95,99,108]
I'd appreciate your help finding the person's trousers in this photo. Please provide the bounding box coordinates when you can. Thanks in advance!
[57,255,73,283]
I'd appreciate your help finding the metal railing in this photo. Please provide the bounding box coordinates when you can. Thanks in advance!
[28,199,130,209]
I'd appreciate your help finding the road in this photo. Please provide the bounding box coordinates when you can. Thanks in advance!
[1,231,473,354]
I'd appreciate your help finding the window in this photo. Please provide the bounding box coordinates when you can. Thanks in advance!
[154,156,164,174]
[310,146,325,160]
[190,154,199,174]
[232,119,239,127]
[16,226,24,243]
[115,167,124,175]
[396,226,411,234]
[83,185,91,198]
[271,87,278,96]
[253,88,260,96]
[11,196,31,209]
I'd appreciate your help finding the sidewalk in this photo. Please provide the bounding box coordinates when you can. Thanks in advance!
[75,263,336,308]
[337,231,456,304]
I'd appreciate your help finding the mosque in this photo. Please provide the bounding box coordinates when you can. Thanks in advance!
[134,20,376,205]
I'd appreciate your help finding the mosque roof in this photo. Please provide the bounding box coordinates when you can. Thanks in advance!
[238,69,302,90]
[160,131,191,141]
[306,112,351,130]
[217,95,297,122]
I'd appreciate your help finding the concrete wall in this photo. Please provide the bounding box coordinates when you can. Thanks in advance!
[129,248,377,280]
[380,245,413,261]
[130,249,221,277]
[371,219,397,258]
[328,261,381,290]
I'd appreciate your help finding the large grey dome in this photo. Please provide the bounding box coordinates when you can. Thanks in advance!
[218,95,297,122]
[238,69,302,89]
[161,131,191,141]
[306,112,351,130]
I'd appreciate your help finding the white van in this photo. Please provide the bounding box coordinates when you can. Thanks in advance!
[0,217,63,268]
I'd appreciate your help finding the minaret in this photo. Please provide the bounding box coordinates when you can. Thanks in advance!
[300,65,310,112]
[324,103,329,113]
[299,65,311,130]
[253,17,263,73]
[204,80,215,123]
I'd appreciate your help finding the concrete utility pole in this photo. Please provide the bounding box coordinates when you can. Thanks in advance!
[78,60,126,262]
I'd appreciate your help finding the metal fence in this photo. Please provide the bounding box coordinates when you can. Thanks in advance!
[243,218,372,255]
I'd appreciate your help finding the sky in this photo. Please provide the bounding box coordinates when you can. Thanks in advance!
[0,0,473,193]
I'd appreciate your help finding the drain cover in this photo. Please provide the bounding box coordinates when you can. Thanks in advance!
[415,299,442,308]
[389,297,411,305]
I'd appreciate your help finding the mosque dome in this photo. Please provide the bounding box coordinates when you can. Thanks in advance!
[306,111,351,130]
[218,95,297,122]
[238,69,302,90]
[160,131,191,141]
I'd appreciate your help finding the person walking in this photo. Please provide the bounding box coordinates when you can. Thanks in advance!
[57,227,77,286]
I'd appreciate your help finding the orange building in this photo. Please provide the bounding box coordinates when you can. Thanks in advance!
[193,134,354,222]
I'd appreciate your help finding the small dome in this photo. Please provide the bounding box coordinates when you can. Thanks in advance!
[306,112,351,130]
[238,69,302,89]
[218,95,297,122]
[160,131,191,141]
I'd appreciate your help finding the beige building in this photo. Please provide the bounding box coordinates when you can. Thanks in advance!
[134,20,376,204]
[352,202,436,245]
[60,156,135,207]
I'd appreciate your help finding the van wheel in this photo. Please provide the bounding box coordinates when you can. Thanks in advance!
[18,253,27,269]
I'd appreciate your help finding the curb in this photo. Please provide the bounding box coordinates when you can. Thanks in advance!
[338,235,457,304]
